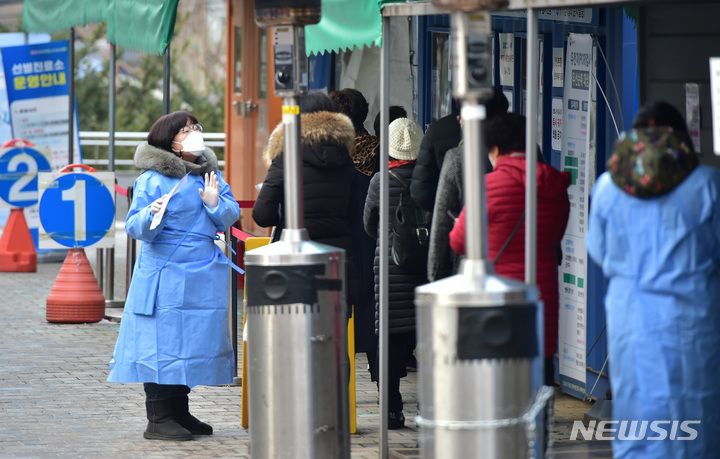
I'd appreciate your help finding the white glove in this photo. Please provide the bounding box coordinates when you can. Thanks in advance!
[150,194,167,215]
[199,172,219,208]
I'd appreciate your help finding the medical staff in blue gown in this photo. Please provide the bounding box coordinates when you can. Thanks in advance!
[586,115,720,458]
[108,111,240,441]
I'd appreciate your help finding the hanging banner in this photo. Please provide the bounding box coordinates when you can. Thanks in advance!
[1,40,82,172]
[558,33,595,399]
[551,97,563,152]
[685,82,701,153]
[499,33,514,87]
[552,47,564,88]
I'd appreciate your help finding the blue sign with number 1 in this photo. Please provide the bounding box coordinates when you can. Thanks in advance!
[39,173,114,248]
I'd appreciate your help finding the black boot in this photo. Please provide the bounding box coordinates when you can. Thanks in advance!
[144,399,193,441]
[173,394,213,435]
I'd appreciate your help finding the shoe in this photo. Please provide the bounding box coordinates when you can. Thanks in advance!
[173,394,213,435]
[388,410,405,430]
[406,355,417,372]
[144,400,193,441]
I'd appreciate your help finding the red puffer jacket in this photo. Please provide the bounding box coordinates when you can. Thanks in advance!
[450,156,570,357]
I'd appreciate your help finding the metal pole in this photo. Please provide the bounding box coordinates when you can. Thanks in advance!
[451,10,491,274]
[104,43,118,306]
[163,43,171,115]
[282,95,303,231]
[461,99,486,262]
[378,15,390,459]
[125,186,136,297]
[525,8,538,285]
[68,27,74,164]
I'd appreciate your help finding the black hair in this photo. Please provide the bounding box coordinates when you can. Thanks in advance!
[373,105,408,138]
[631,101,693,148]
[329,88,368,133]
[299,91,337,114]
[147,110,199,153]
[480,86,510,120]
[486,112,526,155]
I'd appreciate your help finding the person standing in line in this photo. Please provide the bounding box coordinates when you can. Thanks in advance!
[449,113,569,386]
[374,105,409,138]
[427,88,510,282]
[108,111,240,441]
[410,86,508,213]
[252,91,359,310]
[363,117,427,429]
[586,102,720,458]
[329,88,381,381]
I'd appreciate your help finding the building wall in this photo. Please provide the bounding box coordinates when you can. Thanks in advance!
[640,2,720,166]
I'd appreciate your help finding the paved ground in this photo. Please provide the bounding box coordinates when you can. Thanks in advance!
[0,223,609,458]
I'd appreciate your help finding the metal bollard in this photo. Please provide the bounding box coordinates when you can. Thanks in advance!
[245,228,350,459]
[415,259,546,458]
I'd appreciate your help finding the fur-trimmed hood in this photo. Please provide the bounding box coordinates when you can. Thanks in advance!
[263,111,356,167]
[134,141,219,178]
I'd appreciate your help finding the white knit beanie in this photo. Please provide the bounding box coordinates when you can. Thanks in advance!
[388,118,423,161]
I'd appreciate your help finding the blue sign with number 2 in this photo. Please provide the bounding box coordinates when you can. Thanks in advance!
[0,147,51,208]
[39,173,114,248]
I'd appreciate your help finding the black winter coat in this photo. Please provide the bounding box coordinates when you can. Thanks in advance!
[252,111,359,307]
[349,169,378,353]
[363,163,427,334]
[409,114,462,212]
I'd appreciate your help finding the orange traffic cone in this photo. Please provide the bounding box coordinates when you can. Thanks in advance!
[0,208,37,272]
[46,248,106,323]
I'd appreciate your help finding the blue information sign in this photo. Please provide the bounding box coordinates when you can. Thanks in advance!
[39,173,114,248]
[1,40,83,168]
[0,146,52,208]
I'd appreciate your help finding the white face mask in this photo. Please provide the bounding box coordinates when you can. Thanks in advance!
[488,154,496,168]
[173,131,205,156]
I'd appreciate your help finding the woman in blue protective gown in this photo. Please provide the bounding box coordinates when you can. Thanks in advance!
[108,111,240,441]
[586,102,720,458]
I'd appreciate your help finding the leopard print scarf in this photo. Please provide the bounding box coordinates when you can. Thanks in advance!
[353,129,379,176]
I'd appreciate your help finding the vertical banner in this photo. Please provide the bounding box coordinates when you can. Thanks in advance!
[1,40,82,172]
[558,33,595,398]
[0,33,51,231]
[710,58,720,156]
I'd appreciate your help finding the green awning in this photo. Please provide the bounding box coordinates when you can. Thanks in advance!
[22,0,179,55]
[106,0,179,55]
[305,0,383,55]
[22,0,107,33]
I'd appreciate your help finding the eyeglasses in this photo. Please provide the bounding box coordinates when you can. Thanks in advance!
[179,123,203,134]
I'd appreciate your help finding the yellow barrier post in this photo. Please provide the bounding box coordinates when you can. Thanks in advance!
[348,306,357,434]
[239,236,357,433]
[241,237,271,429]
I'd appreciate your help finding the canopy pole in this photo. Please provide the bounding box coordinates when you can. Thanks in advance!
[378,14,390,459]
[68,27,75,164]
[103,43,118,306]
[163,43,171,115]
[525,8,538,285]
[109,44,116,171]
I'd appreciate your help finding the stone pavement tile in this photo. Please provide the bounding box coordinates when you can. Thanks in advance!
[0,232,592,457]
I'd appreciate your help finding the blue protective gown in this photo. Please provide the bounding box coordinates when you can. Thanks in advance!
[586,166,720,458]
[108,169,240,388]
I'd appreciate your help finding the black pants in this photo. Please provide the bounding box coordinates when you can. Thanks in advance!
[369,332,416,413]
[544,356,556,386]
[144,383,190,402]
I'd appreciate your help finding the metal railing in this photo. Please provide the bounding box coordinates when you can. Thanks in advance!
[79,131,226,167]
